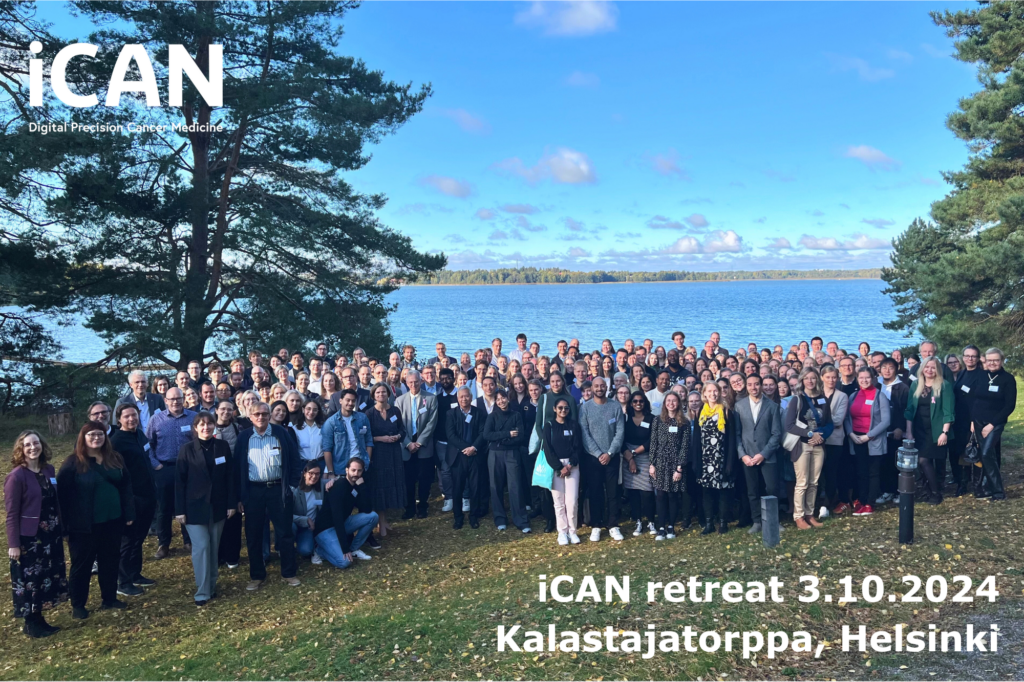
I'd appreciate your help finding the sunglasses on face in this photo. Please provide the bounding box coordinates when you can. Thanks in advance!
[555,406,569,411]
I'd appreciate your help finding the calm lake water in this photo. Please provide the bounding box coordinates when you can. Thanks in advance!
[28,279,917,364]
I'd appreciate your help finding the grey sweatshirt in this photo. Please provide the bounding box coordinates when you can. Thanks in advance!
[578,399,625,459]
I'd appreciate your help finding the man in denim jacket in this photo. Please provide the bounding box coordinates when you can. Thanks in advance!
[321,389,373,481]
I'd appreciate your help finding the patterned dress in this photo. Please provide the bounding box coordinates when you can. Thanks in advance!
[648,415,690,493]
[697,411,734,490]
[10,472,68,617]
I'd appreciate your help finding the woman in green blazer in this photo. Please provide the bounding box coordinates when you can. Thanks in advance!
[904,357,955,505]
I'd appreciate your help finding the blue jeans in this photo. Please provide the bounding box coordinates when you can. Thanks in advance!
[295,523,314,557]
[314,512,378,568]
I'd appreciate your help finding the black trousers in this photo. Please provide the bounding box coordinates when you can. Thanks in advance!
[733,464,752,525]
[821,443,844,506]
[742,461,778,525]
[243,483,296,580]
[681,469,704,526]
[69,519,124,608]
[475,450,490,514]
[450,452,480,522]
[881,437,899,495]
[580,454,621,529]
[975,421,1005,496]
[154,464,190,548]
[702,487,731,523]
[118,500,155,587]
[627,489,656,524]
[655,489,678,529]
[405,456,435,514]
[853,440,881,505]
[218,512,243,565]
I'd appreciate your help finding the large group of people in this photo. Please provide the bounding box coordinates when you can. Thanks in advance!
[5,333,1016,638]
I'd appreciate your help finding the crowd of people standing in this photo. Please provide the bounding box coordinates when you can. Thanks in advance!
[5,333,1016,638]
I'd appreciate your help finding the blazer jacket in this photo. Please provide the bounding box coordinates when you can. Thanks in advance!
[844,388,891,456]
[175,438,237,526]
[395,391,438,459]
[904,379,956,443]
[233,423,301,507]
[734,396,783,463]
[4,464,57,547]
[115,391,166,417]
[57,455,136,535]
[444,405,488,465]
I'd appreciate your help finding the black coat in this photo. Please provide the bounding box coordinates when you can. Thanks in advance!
[483,408,525,450]
[109,428,156,504]
[313,477,372,554]
[175,438,238,525]
[445,405,488,459]
[57,455,136,535]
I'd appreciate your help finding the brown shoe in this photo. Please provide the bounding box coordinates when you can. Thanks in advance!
[154,545,169,560]
[246,580,263,591]
[805,515,823,528]
[795,517,812,530]
[283,576,301,587]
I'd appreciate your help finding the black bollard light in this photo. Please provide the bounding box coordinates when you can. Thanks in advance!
[896,438,919,545]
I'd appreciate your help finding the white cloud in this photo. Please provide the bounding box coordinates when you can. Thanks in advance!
[861,217,895,229]
[825,53,896,81]
[646,149,689,179]
[438,108,490,135]
[660,236,702,254]
[564,217,586,232]
[565,70,600,87]
[445,233,467,244]
[501,203,539,214]
[493,147,597,185]
[685,213,709,229]
[489,230,509,241]
[475,208,496,220]
[844,145,901,172]
[798,233,890,250]
[515,1,618,37]
[766,237,792,250]
[396,202,456,216]
[702,230,743,253]
[567,247,591,258]
[419,175,473,198]
[646,215,686,230]
[514,216,547,232]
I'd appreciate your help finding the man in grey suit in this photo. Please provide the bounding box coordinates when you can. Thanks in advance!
[735,374,783,534]
[115,369,166,433]
[395,370,438,519]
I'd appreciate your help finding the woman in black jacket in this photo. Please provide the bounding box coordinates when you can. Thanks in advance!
[482,390,529,532]
[541,397,583,545]
[174,412,237,606]
[57,422,135,620]
[110,404,157,597]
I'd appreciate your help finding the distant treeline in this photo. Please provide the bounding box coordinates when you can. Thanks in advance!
[416,267,883,285]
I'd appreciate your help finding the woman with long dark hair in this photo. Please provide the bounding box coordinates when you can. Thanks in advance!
[110,404,158,597]
[622,391,656,537]
[57,422,135,619]
[648,392,689,540]
[6,430,68,637]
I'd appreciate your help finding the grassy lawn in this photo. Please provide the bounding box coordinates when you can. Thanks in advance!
[0,384,1022,681]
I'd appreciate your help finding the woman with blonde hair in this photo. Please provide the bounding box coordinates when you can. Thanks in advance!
[784,369,832,530]
[905,357,954,505]
[269,382,289,403]
[697,382,737,535]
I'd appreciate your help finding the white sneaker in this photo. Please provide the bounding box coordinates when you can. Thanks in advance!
[352,549,372,561]
[497,525,507,531]
[522,527,531,534]
[311,551,322,565]
[648,522,657,535]
[609,527,624,541]
[818,506,830,519]
[557,532,569,545]
[590,528,602,542]
[526,505,532,511]
[633,520,643,537]
[462,499,471,512]
[569,532,581,544]
[875,492,894,505]
[442,499,454,513]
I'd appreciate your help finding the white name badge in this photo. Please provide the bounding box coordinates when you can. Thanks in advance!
[390,415,398,423]
[359,402,367,410]
[180,425,191,432]
[564,429,571,436]
[816,398,826,405]
[608,417,616,425]
[359,426,367,434]
[640,422,650,429]
[49,477,57,486]
[961,385,971,393]
[669,426,679,433]
[314,499,323,506]
[144,443,151,452]
[215,456,226,465]
[465,414,473,423]
[351,489,358,497]
[653,402,662,410]
[418,407,427,414]
[864,399,874,405]
[451,402,458,410]
[989,385,999,392]
[545,385,550,390]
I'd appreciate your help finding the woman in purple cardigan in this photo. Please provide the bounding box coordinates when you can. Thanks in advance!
[5,430,68,638]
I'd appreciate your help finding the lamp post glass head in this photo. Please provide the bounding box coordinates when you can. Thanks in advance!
[897,439,919,472]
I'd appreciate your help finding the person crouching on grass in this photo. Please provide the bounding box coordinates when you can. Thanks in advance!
[313,457,376,568]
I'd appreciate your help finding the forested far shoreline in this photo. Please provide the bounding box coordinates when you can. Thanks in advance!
[412,267,883,285]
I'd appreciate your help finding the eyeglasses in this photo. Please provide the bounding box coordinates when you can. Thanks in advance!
[84,432,105,439]
[90,410,110,417]
[555,406,569,411]
[251,412,270,419]
[166,397,183,403]
[631,400,645,405]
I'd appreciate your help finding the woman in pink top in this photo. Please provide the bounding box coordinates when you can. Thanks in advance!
[843,368,891,517]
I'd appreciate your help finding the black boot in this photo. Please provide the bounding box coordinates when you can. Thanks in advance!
[718,521,728,535]
[544,519,556,533]
[24,613,57,638]
[700,520,714,536]
[980,450,1005,499]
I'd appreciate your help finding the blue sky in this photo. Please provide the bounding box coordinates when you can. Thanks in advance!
[40,1,979,272]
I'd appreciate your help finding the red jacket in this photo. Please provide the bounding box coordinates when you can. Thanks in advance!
[4,464,57,548]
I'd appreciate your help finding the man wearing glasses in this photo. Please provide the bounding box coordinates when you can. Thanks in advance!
[966,348,1015,501]
[145,387,196,559]
[952,345,984,497]
[234,401,302,590]
[87,402,113,434]
[115,370,165,433]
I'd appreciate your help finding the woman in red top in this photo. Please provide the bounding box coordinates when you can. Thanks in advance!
[844,367,891,516]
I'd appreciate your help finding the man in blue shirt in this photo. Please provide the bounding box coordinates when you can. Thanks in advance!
[145,387,196,559]
[321,389,374,479]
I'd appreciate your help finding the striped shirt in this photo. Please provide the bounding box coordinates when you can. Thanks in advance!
[247,428,282,482]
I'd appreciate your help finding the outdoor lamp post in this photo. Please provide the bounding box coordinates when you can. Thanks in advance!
[896,438,919,545]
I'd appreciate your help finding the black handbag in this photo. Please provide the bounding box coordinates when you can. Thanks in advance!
[962,432,981,465]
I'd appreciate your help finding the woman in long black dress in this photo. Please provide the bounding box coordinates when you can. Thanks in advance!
[5,430,68,637]
[366,383,406,537]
